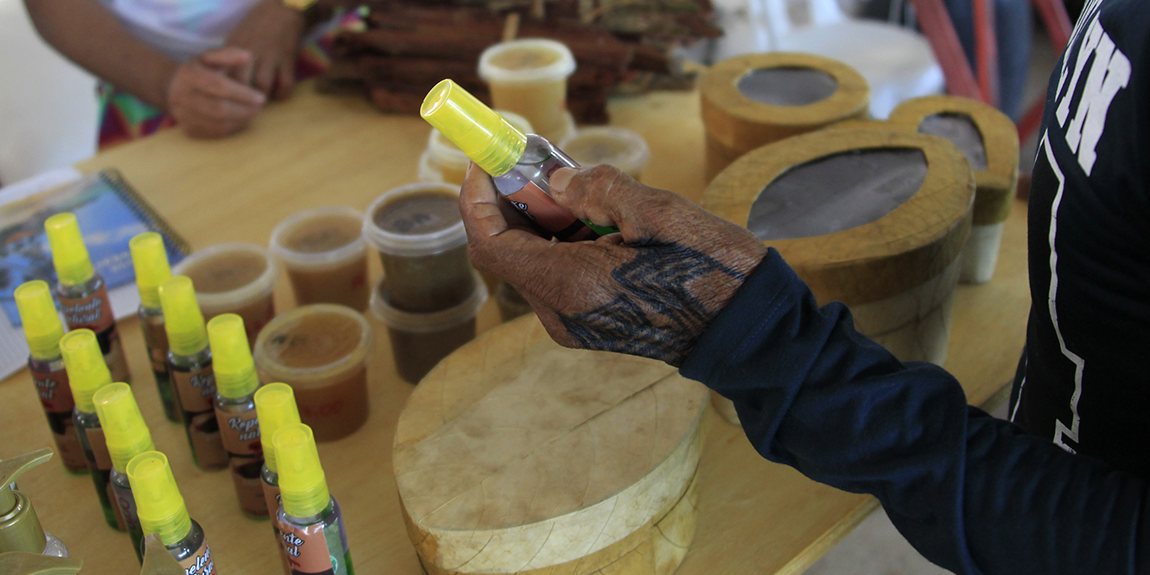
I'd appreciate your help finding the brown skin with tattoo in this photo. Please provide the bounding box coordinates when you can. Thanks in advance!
[460,164,769,366]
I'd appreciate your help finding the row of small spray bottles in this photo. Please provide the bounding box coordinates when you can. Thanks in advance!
[10,214,353,573]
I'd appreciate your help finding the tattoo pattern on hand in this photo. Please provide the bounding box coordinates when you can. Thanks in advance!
[557,243,746,365]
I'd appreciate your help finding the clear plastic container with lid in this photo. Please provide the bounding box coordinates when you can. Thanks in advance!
[478,38,577,143]
[253,304,374,442]
[362,183,475,313]
[559,126,651,180]
[270,206,369,311]
[370,274,487,384]
[173,243,279,344]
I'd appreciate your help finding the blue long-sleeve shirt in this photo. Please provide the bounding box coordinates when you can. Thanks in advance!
[680,249,1150,574]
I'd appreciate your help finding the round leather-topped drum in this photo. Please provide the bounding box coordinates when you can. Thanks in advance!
[889,95,1019,284]
[703,129,974,424]
[394,316,707,575]
[700,53,869,181]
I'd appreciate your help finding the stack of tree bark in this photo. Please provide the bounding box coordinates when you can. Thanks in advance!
[321,0,720,124]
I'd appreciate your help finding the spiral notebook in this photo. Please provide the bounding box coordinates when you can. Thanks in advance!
[0,168,189,378]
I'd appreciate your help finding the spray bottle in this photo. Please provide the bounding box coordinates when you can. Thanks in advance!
[207,314,266,518]
[159,276,227,471]
[274,424,353,575]
[59,329,123,530]
[13,281,86,473]
[127,451,216,574]
[0,449,68,557]
[43,213,131,383]
[130,233,181,423]
[254,383,300,575]
[421,79,616,241]
[94,382,156,563]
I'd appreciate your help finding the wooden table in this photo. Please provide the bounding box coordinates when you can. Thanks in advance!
[0,83,1031,574]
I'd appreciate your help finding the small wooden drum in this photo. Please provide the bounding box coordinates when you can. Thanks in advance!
[700,53,869,182]
[889,96,1019,284]
[394,316,708,575]
[702,129,974,424]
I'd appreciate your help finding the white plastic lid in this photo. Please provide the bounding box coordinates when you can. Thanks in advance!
[172,243,279,311]
[559,126,651,177]
[478,38,577,84]
[370,273,488,333]
[253,303,374,384]
[362,183,466,258]
[427,110,534,172]
[269,206,367,270]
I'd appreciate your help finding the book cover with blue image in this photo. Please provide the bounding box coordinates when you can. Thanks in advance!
[0,170,190,326]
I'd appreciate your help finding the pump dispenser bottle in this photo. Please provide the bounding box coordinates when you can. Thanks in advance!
[0,449,69,557]
[207,314,266,518]
[127,451,216,574]
[274,424,353,575]
[94,382,156,562]
[59,329,123,530]
[421,79,616,241]
[130,233,181,423]
[14,281,86,473]
[159,276,227,471]
[44,213,130,383]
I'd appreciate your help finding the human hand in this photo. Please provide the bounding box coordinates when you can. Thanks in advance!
[460,165,769,366]
[167,48,266,138]
[225,0,305,99]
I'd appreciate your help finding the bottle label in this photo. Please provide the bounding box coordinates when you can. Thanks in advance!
[141,319,171,378]
[58,285,130,382]
[264,482,294,575]
[179,540,216,575]
[30,364,84,469]
[279,503,352,575]
[217,408,266,516]
[172,366,217,413]
[506,181,596,241]
[31,365,75,413]
[110,480,140,533]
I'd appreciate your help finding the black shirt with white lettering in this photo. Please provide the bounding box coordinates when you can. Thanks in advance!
[1010,0,1150,479]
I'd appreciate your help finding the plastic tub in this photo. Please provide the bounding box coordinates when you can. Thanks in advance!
[479,38,576,142]
[559,127,651,180]
[174,243,278,343]
[270,206,369,310]
[362,183,474,313]
[253,304,374,442]
[371,274,487,384]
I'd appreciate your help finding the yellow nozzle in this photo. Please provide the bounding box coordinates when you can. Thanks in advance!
[421,79,527,177]
[14,281,64,361]
[93,383,155,474]
[207,314,257,399]
[254,384,300,473]
[130,233,172,310]
[127,452,191,547]
[59,329,112,413]
[158,276,207,357]
[274,424,329,518]
[44,213,94,286]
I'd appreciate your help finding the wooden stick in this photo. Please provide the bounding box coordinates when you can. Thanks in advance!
[502,12,521,41]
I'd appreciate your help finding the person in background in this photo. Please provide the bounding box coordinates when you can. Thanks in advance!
[23,0,324,144]
[458,0,1149,572]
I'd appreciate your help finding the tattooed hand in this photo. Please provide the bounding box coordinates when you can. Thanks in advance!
[460,164,768,366]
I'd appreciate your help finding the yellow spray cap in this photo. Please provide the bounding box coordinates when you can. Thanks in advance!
[14,281,64,361]
[127,452,191,546]
[158,276,207,357]
[421,79,527,177]
[130,233,172,310]
[44,213,94,286]
[207,314,257,399]
[94,383,155,474]
[59,329,112,413]
[274,424,329,518]
[255,384,300,473]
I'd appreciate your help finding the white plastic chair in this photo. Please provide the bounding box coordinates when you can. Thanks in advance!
[710,0,945,118]
[0,0,99,186]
